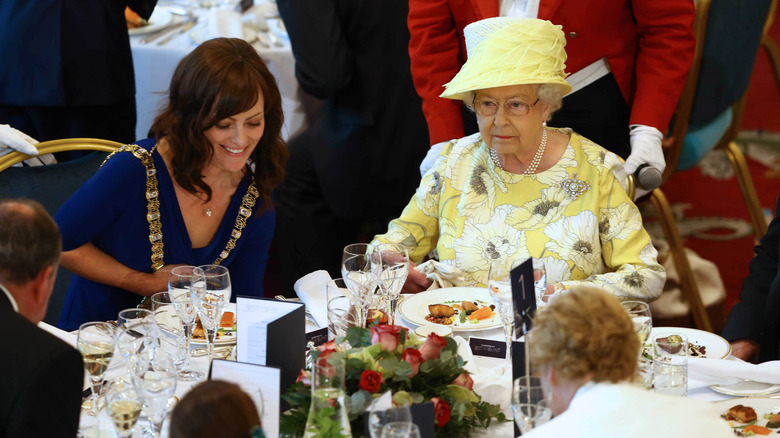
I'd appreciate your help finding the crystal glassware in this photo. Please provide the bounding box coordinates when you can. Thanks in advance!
[381,422,420,438]
[77,322,116,436]
[622,301,653,348]
[367,402,412,438]
[106,388,144,438]
[196,264,232,302]
[117,308,152,329]
[134,353,177,437]
[652,332,688,397]
[512,403,552,434]
[304,357,351,438]
[169,265,204,381]
[191,268,227,364]
[341,243,381,328]
[376,243,410,326]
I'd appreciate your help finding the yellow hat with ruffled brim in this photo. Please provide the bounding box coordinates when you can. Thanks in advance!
[440,17,572,101]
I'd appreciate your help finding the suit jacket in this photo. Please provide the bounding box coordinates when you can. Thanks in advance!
[722,195,780,362]
[0,288,84,437]
[408,0,696,144]
[0,0,156,107]
[277,0,429,219]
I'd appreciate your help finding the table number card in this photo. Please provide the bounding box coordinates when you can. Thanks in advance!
[306,327,328,347]
[236,296,305,394]
[469,337,507,359]
[210,359,281,438]
[510,258,536,335]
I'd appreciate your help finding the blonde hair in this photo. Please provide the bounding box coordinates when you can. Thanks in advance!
[528,287,639,384]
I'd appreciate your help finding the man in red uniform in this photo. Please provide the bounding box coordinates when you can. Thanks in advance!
[409,0,695,197]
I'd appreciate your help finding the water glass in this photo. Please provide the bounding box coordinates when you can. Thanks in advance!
[512,403,552,434]
[381,422,420,438]
[341,243,381,328]
[652,333,688,396]
[117,308,152,329]
[512,376,546,406]
[169,265,203,381]
[196,264,232,302]
[367,403,412,438]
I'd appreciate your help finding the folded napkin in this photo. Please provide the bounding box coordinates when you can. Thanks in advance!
[688,357,780,390]
[207,7,242,40]
[454,335,511,407]
[415,260,464,290]
[38,321,78,348]
[294,270,331,328]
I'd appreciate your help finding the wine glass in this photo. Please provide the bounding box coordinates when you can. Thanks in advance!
[106,388,144,438]
[169,266,205,381]
[487,261,518,360]
[117,308,152,329]
[197,264,232,302]
[367,401,412,438]
[622,300,653,348]
[342,243,381,328]
[77,322,116,436]
[512,403,552,434]
[191,268,227,364]
[376,243,410,326]
[134,353,177,437]
[381,422,420,438]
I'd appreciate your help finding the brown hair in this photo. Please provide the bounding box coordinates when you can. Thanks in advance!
[528,287,639,384]
[150,37,288,212]
[169,380,261,438]
[0,199,61,285]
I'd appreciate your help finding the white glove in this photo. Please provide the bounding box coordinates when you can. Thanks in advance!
[419,140,450,177]
[0,124,39,155]
[624,124,666,199]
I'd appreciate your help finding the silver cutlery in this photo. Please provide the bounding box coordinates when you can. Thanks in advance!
[191,346,233,358]
[156,16,198,46]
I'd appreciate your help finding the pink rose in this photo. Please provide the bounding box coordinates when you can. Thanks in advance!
[370,324,403,351]
[419,333,447,360]
[451,373,474,390]
[402,348,423,377]
[316,340,337,360]
[295,370,311,386]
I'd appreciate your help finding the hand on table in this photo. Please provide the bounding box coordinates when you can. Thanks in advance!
[730,339,759,363]
[402,261,432,294]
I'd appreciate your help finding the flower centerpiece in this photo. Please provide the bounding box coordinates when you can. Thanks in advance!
[281,325,507,437]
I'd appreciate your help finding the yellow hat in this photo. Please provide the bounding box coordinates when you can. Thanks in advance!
[440,17,572,101]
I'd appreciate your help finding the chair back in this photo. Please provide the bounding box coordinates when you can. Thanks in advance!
[664,0,773,181]
[0,138,123,325]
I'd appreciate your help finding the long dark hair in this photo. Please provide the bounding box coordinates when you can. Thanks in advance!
[150,38,287,212]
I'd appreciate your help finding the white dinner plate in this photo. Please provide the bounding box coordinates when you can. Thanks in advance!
[710,380,780,397]
[712,397,780,430]
[128,7,174,36]
[398,287,502,332]
[650,327,731,359]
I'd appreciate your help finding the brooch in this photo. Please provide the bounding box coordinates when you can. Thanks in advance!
[559,173,590,198]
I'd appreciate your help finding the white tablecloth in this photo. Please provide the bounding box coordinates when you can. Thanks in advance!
[130,1,306,141]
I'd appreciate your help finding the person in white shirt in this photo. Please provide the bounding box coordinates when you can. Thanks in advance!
[524,287,732,437]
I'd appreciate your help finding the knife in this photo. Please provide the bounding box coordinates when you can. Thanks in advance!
[157,18,198,46]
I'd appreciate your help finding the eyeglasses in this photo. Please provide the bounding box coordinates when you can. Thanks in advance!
[472,97,540,117]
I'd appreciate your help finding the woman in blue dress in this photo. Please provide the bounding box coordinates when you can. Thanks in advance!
[55,38,288,330]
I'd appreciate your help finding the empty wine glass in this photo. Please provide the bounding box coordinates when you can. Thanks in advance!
[376,243,410,326]
[622,300,653,348]
[134,353,177,437]
[367,401,412,438]
[191,268,226,364]
[169,265,204,381]
[197,264,232,302]
[342,243,381,327]
[77,322,116,436]
[381,422,420,438]
[106,388,144,438]
[117,308,152,329]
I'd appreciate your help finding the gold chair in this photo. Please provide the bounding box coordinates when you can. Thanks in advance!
[0,138,123,325]
[636,0,773,332]
[760,0,780,93]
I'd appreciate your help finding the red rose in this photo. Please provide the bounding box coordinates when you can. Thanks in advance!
[451,373,474,390]
[370,324,404,351]
[316,340,337,361]
[431,397,451,427]
[359,369,383,393]
[296,370,311,386]
[402,348,423,377]
[419,333,447,360]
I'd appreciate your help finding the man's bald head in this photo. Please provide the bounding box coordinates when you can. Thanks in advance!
[0,199,61,286]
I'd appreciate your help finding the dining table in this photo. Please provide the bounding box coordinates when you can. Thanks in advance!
[129,0,307,142]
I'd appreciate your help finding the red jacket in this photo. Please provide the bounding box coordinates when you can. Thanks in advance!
[408,0,696,145]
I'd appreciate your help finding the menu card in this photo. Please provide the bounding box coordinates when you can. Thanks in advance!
[210,359,280,438]
[236,296,305,395]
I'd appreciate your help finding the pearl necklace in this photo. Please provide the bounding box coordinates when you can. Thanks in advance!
[490,128,548,174]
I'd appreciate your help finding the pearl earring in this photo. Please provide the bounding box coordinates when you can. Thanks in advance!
[542,121,547,128]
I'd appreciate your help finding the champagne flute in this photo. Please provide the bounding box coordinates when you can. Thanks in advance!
[107,388,144,438]
[376,243,410,326]
[77,322,116,436]
[169,266,205,381]
[342,243,381,328]
[197,264,232,302]
[191,267,226,364]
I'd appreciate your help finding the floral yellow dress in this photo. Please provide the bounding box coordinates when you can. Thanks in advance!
[373,129,666,301]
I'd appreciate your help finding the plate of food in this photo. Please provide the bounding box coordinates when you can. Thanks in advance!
[649,327,731,359]
[398,287,501,332]
[127,7,174,36]
[191,311,237,345]
[714,398,780,436]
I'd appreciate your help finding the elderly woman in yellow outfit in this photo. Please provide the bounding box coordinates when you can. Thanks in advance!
[372,17,665,301]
